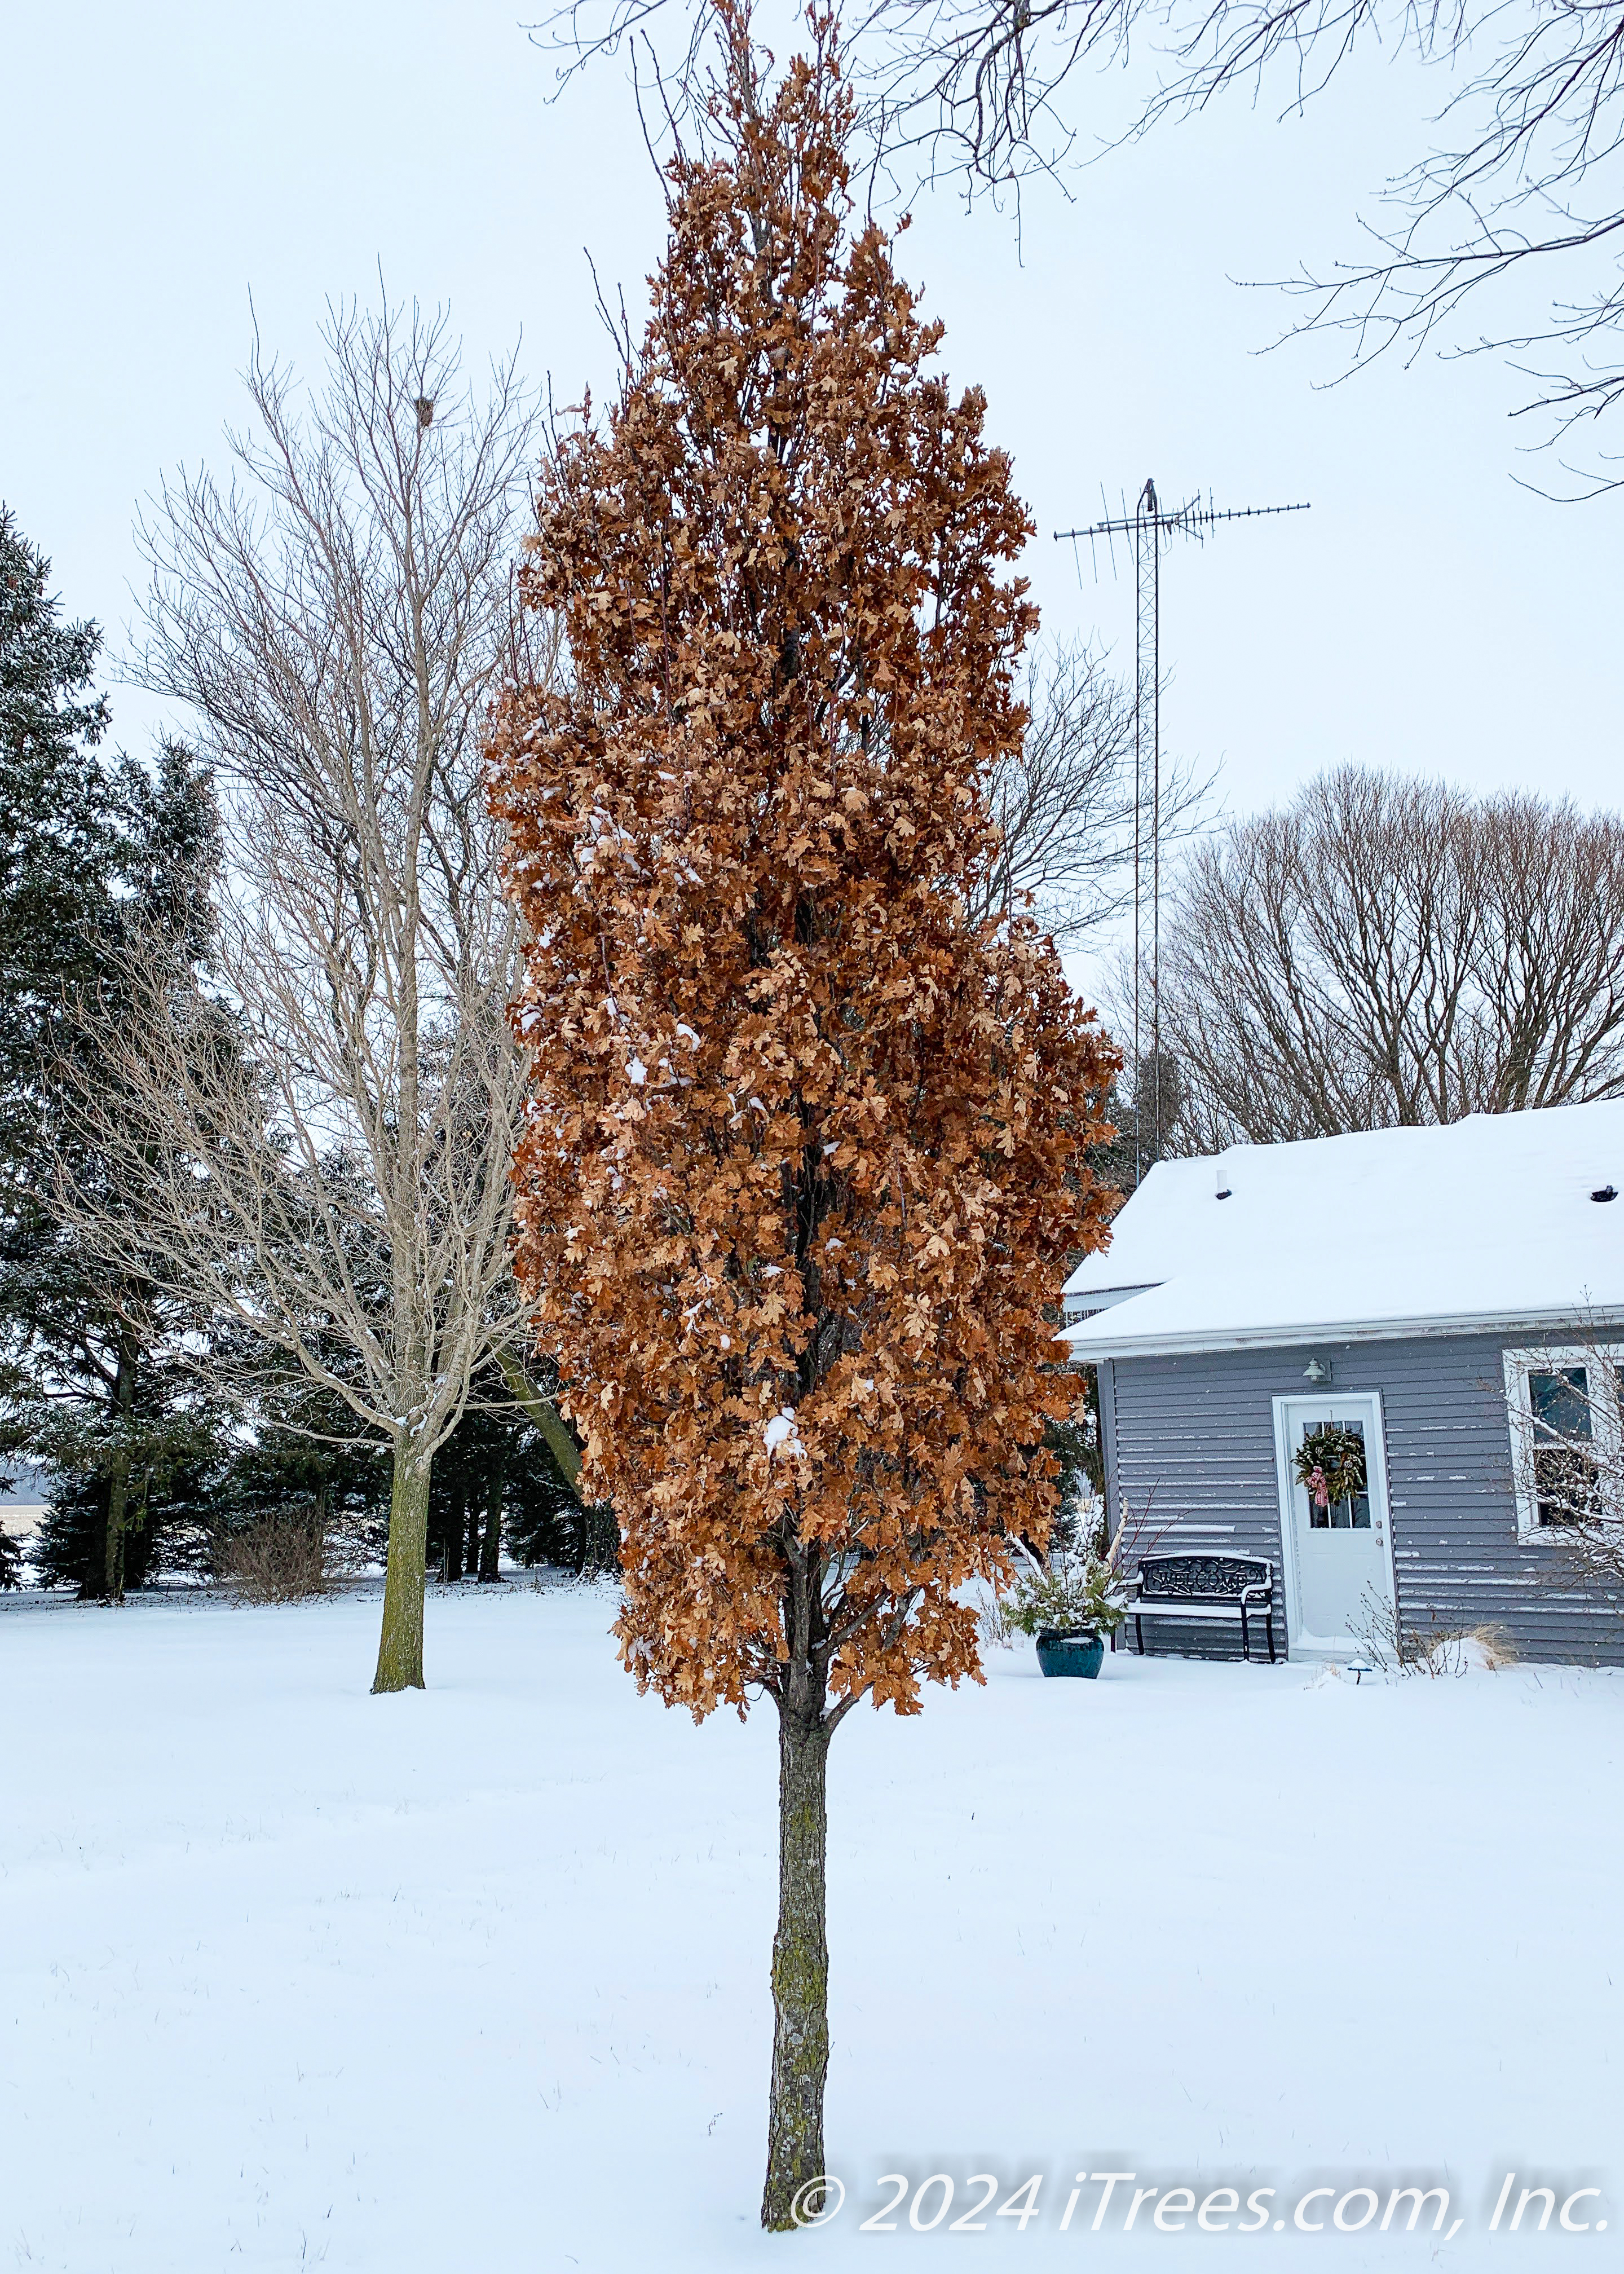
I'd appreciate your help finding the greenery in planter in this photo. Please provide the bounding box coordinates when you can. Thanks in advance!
[1003,1539,1129,1638]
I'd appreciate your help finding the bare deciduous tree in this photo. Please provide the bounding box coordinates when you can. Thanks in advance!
[59,298,551,1692]
[540,0,1624,481]
[1147,766,1624,1151]
[855,0,1624,478]
[974,640,1210,946]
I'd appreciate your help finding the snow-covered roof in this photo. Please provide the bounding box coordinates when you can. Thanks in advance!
[1063,1100,1624,1359]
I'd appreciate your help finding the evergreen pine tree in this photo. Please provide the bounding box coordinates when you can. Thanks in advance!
[0,506,117,1338]
[0,511,234,1594]
[0,508,121,1584]
[0,507,112,990]
[19,739,231,1596]
[426,1364,592,1579]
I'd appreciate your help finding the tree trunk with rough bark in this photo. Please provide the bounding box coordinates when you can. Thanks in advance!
[479,1451,505,1583]
[103,1452,131,1605]
[445,1477,465,1584]
[761,1700,831,2229]
[496,1348,584,1493]
[102,1338,139,1605]
[77,1483,110,1602]
[372,1445,432,1691]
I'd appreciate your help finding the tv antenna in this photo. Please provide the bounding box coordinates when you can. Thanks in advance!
[1054,479,1310,1179]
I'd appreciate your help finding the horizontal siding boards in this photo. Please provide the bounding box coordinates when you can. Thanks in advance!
[1103,1334,1624,1667]
[1105,1350,1288,1665]
[1097,1358,1120,1541]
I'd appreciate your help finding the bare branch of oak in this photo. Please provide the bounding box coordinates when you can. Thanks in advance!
[540,0,1624,470]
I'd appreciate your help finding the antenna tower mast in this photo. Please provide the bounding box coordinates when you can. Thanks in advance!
[1055,479,1310,1178]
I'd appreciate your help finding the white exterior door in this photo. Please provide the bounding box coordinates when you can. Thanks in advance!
[1272,1393,1396,1652]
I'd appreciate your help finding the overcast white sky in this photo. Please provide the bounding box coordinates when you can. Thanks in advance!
[7,0,1619,856]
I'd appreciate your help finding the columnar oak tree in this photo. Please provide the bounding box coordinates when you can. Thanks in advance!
[489,3,1116,2227]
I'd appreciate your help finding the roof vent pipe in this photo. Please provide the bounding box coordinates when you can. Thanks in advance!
[1215,1155,1232,1201]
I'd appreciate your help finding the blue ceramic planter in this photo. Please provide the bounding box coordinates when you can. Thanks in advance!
[1036,1627,1105,1680]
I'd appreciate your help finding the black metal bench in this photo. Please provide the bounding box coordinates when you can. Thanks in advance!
[1121,1553,1278,1664]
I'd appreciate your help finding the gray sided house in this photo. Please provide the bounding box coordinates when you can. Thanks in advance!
[1063,1101,1624,1665]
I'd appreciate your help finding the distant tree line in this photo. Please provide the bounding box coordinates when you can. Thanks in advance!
[1111,766,1624,1169]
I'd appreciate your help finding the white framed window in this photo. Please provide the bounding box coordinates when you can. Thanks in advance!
[1503,1345,1624,1541]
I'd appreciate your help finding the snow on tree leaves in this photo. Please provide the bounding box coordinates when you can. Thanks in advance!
[488,1,1119,2232]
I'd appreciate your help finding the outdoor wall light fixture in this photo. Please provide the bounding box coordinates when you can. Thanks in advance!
[1303,1358,1332,1385]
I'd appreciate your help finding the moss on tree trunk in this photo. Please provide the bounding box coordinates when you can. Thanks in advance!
[496,1347,584,1492]
[372,1446,431,1693]
[761,1708,831,2231]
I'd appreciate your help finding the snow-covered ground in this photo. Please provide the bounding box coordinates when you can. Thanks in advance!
[3,1582,1618,2271]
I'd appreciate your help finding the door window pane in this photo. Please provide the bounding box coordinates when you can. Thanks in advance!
[1299,1417,1371,1530]
[1347,1420,1371,1531]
